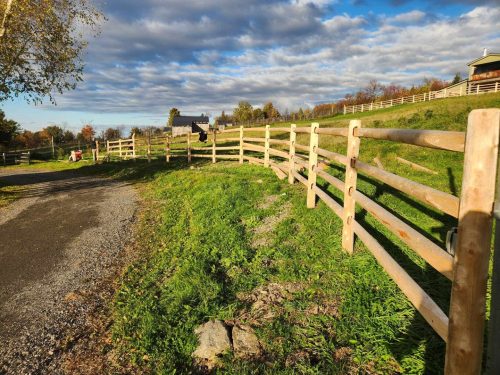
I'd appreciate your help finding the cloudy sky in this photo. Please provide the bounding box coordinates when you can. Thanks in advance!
[2,0,499,132]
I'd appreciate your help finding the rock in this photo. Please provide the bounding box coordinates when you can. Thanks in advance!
[232,325,262,359]
[193,320,231,370]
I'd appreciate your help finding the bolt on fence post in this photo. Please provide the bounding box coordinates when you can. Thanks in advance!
[445,109,500,375]
[264,125,270,167]
[288,124,296,184]
[342,119,361,254]
[187,132,191,163]
[239,126,244,164]
[166,136,170,163]
[212,128,217,163]
[307,123,319,208]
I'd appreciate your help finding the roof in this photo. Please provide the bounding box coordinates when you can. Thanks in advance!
[172,116,209,127]
[467,53,500,66]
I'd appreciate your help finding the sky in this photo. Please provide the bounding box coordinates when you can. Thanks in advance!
[1,0,499,133]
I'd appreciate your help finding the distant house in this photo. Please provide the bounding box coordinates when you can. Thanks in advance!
[445,51,500,95]
[171,115,210,137]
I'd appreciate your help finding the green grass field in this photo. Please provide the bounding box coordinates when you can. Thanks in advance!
[1,93,499,373]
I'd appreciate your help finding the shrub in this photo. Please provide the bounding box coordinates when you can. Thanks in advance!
[424,109,433,120]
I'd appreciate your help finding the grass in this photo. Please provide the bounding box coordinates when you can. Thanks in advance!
[1,93,498,373]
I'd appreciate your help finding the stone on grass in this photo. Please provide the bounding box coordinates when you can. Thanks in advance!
[232,324,262,359]
[193,320,231,371]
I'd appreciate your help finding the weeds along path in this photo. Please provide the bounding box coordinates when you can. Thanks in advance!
[0,168,138,374]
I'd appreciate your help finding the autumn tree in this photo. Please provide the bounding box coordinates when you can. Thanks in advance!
[78,124,95,142]
[168,108,180,126]
[263,102,280,119]
[0,0,103,103]
[104,127,122,140]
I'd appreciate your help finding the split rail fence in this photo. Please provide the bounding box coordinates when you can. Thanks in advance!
[101,109,499,374]
[344,81,500,115]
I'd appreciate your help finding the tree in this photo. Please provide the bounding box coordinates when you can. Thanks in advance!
[63,130,75,142]
[168,108,180,126]
[104,127,122,140]
[130,126,143,137]
[252,108,264,120]
[263,102,280,119]
[0,109,19,147]
[452,72,462,85]
[233,101,253,122]
[78,124,94,142]
[44,125,64,143]
[363,80,384,101]
[0,0,103,103]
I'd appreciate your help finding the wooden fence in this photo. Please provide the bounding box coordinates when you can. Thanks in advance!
[101,109,499,374]
[344,81,500,115]
[2,151,30,166]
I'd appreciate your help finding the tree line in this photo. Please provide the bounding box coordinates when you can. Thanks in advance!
[0,111,165,152]
[216,75,457,124]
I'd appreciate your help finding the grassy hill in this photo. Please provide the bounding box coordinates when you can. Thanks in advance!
[3,92,499,374]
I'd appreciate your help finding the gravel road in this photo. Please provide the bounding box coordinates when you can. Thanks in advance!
[0,168,138,374]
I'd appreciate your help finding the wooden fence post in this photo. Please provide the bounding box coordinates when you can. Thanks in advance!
[166,136,170,163]
[307,123,319,208]
[132,133,136,160]
[212,128,217,163]
[445,109,500,375]
[288,124,296,184]
[119,139,122,158]
[264,125,270,167]
[147,132,151,163]
[239,126,244,164]
[187,132,191,163]
[343,105,346,115]
[2,152,5,166]
[342,119,361,254]
[95,140,99,162]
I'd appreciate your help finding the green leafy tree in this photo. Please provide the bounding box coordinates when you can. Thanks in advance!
[252,108,264,120]
[0,0,103,103]
[168,108,180,126]
[63,130,75,142]
[44,125,64,143]
[452,72,462,85]
[233,101,253,122]
[0,109,19,147]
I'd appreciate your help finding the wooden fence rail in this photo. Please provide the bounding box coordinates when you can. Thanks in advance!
[103,109,499,374]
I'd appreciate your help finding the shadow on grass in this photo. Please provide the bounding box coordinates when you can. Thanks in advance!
[315,163,453,373]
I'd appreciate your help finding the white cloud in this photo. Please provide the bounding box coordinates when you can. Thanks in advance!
[40,2,500,121]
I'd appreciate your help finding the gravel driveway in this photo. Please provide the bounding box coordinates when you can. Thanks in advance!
[0,168,138,374]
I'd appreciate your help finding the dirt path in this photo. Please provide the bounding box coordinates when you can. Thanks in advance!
[0,168,138,374]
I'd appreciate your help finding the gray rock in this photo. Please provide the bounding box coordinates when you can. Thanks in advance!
[232,324,262,359]
[193,320,231,370]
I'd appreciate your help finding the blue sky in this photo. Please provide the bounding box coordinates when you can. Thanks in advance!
[1,0,499,134]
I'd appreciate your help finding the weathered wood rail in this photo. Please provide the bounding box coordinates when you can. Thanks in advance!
[102,109,500,374]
